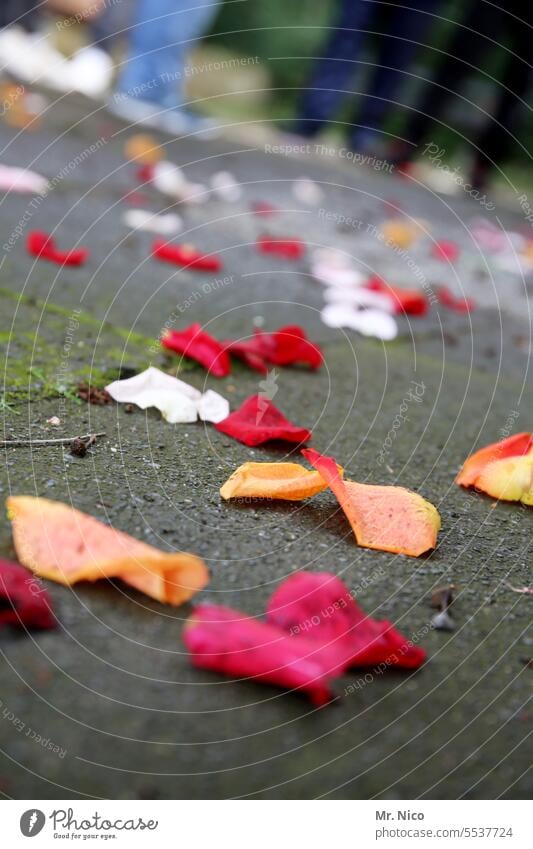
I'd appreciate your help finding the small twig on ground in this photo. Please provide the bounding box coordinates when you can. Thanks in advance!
[0,432,106,447]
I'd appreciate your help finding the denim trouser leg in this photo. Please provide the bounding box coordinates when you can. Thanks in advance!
[296,0,375,136]
[352,0,442,147]
[116,0,221,109]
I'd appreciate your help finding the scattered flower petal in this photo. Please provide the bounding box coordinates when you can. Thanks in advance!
[0,558,55,630]
[0,164,48,194]
[257,234,304,260]
[226,326,322,373]
[302,448,440,557]
[323,286,396,313]
[152,160,207,204]
[366,276,428,316]
[437,286,475,313]
[292,177,323,205]
[220,461,336,501]
[267,572,426,669]
[456,433,533,506]
[123,209,182,235]
[162,324,230,377]
[197,389,229,423]
[152,239,222,272]
[7,496,209,605]
[183,603,337,705]
[215,395,311,447]
[311,248,365,288]
[106,367,228,424]
[432,239,459,262]
[210,171,242,202]
[27,231,89,266]
[381,219,422,249]
[320,303,398,340]
[123,133,163,165]
[251,201,278,217]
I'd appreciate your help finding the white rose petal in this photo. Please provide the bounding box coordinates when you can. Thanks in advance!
[197,389,230,423]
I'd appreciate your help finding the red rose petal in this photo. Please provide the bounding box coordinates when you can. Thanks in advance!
[366,276,428,316]
[251,201,278,217]
[152,239,222,272]
[27,232,89,266]
[136,163,155,183]
[257,234,305,260]
[432,240,459,262]
[267,572,426,670]
[225,326,322,374]
[223,333,273,375]
[0,558,55,630]
[162,323,230,377]
[215,394,312,446]
[183,603,336,705]
[437,286,475,313]
[269,325,323,369]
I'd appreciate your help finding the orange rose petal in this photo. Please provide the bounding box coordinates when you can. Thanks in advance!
[302,449,440,557]
[220,462,342,501]
[7,496,208,605]
[456,433,533,490]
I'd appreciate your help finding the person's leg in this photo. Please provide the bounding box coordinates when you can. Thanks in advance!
[350,0,442,153]
[470,23,531,188]
[398,2,502,161]
[294,0,375,137]
[116,0,220,109]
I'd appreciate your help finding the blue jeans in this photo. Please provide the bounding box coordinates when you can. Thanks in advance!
[116,0,221,110]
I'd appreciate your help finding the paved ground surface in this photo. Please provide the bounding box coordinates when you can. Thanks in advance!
[0,94,531,799]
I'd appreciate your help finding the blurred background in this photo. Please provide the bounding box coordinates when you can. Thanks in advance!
[0,0,530,202]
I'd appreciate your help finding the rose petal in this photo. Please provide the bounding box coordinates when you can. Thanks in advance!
[152,240,222,271]
[7,496,209,606]
[197,389,230,424]
[251,201,278,217]
[302,448,440,557]
[27,232,89,266]
[106,367,199,423]
[292,178,323,205]
[268,326,323,369]
[267,572,426,669]
[366,276,428,316]
[123,209,182,235]
[162,324,231,377]
[220,461,335,501]
[323,286,396,313]
[0,164,48,194]
[320,304,398,340]
[437,286,475,313]
[456,433,533,488]
[215,395,311,447]
[210,170,242,202]
[432,240,459,262]
[0,558,55,630]
[257,234,305,260]
[381,219,421,249]
[225,326,322,373]
[183,604,337,705]
[457,433,533,506]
